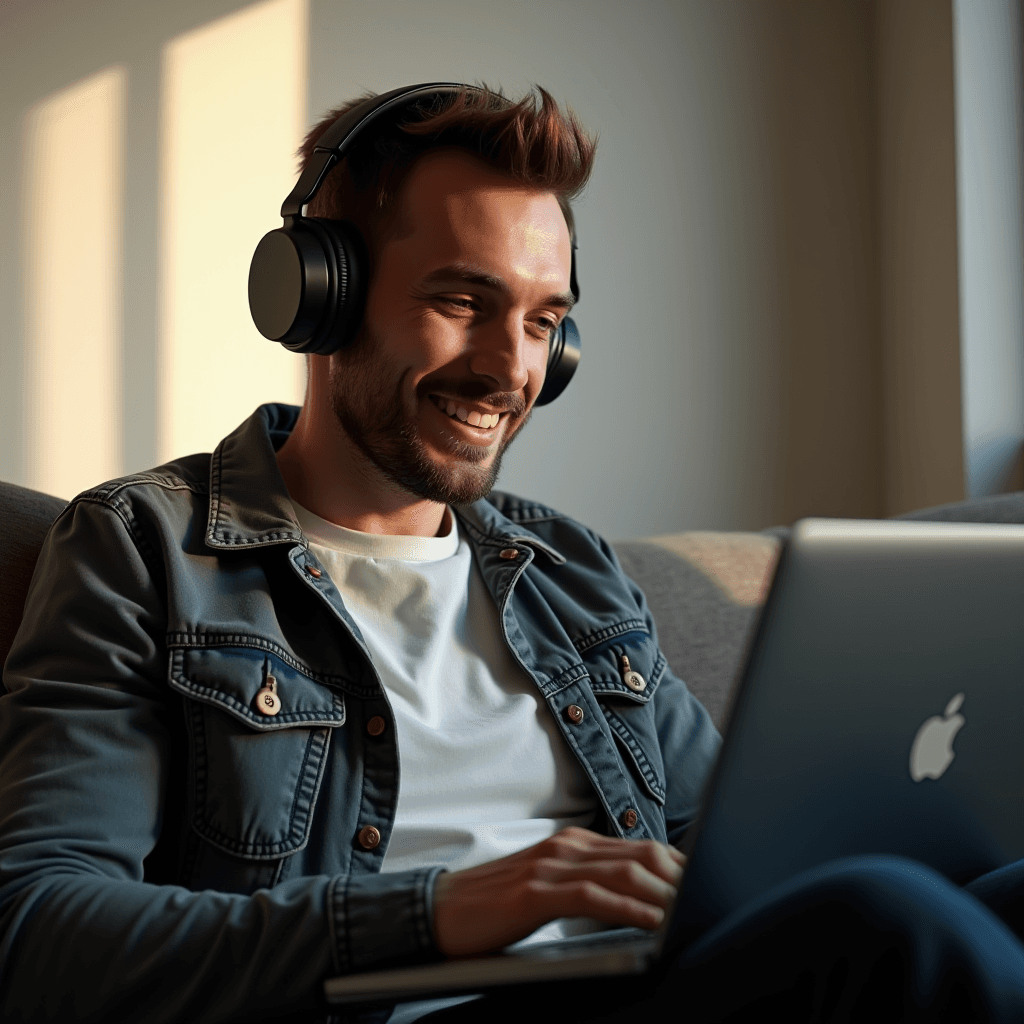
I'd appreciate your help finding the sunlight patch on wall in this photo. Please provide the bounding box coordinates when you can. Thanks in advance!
[23,66,124,499]
[158,0,307,462]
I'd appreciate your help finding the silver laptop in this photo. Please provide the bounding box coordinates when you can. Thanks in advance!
[325,518,1024,1007]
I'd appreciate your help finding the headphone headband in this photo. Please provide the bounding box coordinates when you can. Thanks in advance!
[280,82,468,220]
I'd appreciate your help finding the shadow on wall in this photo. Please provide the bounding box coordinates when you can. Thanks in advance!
[15,0,307,502]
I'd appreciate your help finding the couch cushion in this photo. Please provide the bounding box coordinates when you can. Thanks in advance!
[613,533,780,730]
[896,491,1024,523]
[1,482,67,672]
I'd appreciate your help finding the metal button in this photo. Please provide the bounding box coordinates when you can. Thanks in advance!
[622,808,638,830]
[255,675,281,716]
[306,565,322,578]
[366,715,386,737]
[566,704,584,724]
[499,548,519,560]
[620,654,646,692]
[357,825,381,850]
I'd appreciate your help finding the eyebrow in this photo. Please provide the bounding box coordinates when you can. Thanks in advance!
[420,262,576,311]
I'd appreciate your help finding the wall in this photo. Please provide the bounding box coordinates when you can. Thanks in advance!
[876,0,966,516]
[953,0,1024,498]
[2,1,1018,539]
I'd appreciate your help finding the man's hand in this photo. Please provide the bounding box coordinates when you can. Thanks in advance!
[431,826,685,957]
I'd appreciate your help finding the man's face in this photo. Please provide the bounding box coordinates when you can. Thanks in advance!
[327,148,574,505]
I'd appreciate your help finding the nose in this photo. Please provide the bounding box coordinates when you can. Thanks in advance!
[467,313,533,394]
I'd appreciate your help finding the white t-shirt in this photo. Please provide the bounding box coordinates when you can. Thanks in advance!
[291,502,599,906]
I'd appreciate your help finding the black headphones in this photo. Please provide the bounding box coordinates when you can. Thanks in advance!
[248,82,581,406]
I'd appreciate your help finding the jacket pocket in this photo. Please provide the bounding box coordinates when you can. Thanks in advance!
[580,630,667,805]
[168,644,345,860]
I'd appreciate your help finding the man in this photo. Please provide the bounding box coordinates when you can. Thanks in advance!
[3,84,1024,1024]
[0,84,715,1023]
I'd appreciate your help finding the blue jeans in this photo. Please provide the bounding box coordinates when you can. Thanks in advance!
[419,855,1024,1022]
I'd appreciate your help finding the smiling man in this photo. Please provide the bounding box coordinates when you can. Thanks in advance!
[0,85,717,1024]
[6,84,1024,1024]
[276,146,571,530]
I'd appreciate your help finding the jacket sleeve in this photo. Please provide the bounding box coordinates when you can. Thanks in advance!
[0,497,442,1024]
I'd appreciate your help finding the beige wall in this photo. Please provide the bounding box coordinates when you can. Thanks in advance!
[877,0,966,516]
[2,1,1018,537]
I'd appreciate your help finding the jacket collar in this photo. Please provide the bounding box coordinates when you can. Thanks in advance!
[206,404,305,549]
[205,402,564,564]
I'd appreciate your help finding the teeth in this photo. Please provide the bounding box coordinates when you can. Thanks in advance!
[434,397,500,429]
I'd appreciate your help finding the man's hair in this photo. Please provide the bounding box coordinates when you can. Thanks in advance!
[297,85,597,250]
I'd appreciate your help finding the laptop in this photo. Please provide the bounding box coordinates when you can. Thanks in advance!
[325,517,1024,1007]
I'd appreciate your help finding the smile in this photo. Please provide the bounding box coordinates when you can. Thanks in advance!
[429,395,503,430]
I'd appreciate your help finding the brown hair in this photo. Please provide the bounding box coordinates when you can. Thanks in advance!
[297,85,597,249]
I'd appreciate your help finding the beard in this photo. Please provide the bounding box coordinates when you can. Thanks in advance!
[327,331,530,506]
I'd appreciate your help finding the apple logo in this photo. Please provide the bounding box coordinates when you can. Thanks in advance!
[909,693,966,782]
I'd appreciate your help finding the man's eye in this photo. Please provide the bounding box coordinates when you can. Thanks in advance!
[445,297,477,311]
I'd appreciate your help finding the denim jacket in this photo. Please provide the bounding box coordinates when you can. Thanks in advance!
[0,404,720,1023]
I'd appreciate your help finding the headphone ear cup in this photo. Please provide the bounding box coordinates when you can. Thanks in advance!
[301,219,368,355]
[248,219,368,356]
[535,315,581,406]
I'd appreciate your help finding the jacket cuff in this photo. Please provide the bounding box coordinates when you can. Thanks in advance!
[327,866,447,974]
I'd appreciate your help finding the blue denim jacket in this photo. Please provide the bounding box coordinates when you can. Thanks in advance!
[0,404,720,1023]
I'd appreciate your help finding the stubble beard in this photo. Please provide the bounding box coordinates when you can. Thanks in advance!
[327,334,530,506]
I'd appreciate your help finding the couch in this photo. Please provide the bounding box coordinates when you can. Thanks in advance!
[2,480,1023,732]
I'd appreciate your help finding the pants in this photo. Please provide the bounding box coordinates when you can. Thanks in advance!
[418,855,1024,1023]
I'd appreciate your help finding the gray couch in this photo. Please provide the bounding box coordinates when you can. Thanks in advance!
[2,481,1023,733]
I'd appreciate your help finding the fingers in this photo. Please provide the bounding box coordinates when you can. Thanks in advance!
[432,828,688,957]
[530,856,678,912]
[535,828,685,887]
[534,877,668,930]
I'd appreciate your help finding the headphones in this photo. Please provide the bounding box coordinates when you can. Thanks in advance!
[248,82,581,406]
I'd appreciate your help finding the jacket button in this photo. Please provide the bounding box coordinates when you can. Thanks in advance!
[499,548,519,560]
[566,704,584,724]
[619,655,646,692]
[366,716,386,737]
[621,808,638,830]
[255,676,280,716]
[306,565,322,578]
[357,826,381,850]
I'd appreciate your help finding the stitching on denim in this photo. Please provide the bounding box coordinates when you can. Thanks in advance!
[168,670,346,729]
[537,662,591,696]
[419,866,443,952]
[602,708,667,804]
[452,508,564,562]
[108,495,163,578]
[71,496,163,582]
[186,693,210,847]
[269,857,287,887]
[492,498,563,523]
[208,444,225,542]
[80,475,205,502]
[326,876,343,975]
[546,689,632,838]
[341,873,353,972]
[574,620,649,654]
[208,531,301,546]
[288,727,331,845]
[172,647,337,858]
[192,807,312,857]
[167,632,355,689]
[589,650,666,701]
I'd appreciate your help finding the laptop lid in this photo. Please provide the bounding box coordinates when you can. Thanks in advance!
[672,517,1024,939]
